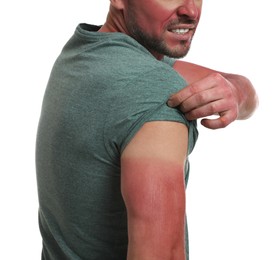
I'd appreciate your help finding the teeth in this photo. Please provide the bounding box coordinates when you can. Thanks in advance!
[172,29,189,35]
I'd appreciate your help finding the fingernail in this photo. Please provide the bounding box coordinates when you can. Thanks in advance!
[167,94,175,107]
[167,99,174,107]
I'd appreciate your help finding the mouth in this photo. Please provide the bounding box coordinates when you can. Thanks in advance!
[171,28,190,35]
[167,26,194,41]
[167,19,196,36]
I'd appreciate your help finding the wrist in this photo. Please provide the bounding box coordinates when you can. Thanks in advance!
[224,73,258,119]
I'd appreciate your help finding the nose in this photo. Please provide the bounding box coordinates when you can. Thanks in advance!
[177,0,200,20]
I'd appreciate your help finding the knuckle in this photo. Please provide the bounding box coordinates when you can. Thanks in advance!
[212,72,224,82]
[184,112,193,121]
[196,91,208,104]
[225,85,234,97]
[174,93,183,104]
[178,102,188,113]
[219,117,230,128]
[212,73,232,90]
[170,92,184,106]
[208,102,218,114]
[182,101,193,113]
[220,111,237,128]
[188,82,200,95]
[188,109,201,120]
[176,90,189,104]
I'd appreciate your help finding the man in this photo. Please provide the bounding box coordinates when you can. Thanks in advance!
[36,0,257,259]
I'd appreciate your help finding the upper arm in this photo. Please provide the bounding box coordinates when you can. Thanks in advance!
[121,121,188,258]
[173,60,217,84]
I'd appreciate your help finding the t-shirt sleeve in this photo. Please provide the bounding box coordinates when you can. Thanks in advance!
[103,66,198,161]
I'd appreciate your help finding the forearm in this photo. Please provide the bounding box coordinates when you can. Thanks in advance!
[222,73,259,120]
[173,60,259,122]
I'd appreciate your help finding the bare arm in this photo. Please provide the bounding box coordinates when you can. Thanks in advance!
[121,121,188,260]
[168,60,258,129]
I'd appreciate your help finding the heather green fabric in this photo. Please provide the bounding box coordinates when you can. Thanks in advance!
[36,23,198,260]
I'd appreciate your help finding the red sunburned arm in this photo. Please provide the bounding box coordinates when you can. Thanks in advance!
[121,121,188,260]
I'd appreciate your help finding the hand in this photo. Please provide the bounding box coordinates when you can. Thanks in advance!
[168,73,239,129]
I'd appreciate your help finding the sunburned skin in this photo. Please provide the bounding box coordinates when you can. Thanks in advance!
[121,158,186,217]
[121,157,187,259]
[121,0,202,59]
[120,121,188,259]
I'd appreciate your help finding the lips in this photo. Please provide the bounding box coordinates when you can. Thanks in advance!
[167,23,195,36]
[166,26,194,44]
[171,28,189,35]
[167,18,196,33]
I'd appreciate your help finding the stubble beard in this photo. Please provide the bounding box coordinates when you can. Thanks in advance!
[126,16,192,59]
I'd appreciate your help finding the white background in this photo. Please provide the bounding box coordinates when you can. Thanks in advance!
[1,0,279,259]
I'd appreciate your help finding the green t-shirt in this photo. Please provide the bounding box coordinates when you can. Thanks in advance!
[36,23,198,260]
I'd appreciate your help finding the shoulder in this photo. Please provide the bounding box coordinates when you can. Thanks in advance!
[73,24,184,84]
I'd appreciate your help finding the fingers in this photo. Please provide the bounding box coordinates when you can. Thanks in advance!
[167,72,224,108]
[200,112,235,129]
[167,72,239,129]
[177,87,225,116]
[167,91,190,108]
[185,102,238,129]
[167,81,204,108]
[184,95,238,119]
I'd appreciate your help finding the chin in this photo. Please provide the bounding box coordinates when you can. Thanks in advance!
[165,47,190,59]
[163,41,191,58]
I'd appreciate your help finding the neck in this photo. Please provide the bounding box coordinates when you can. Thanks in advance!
[99,5,128,33]
[99,5,163,60]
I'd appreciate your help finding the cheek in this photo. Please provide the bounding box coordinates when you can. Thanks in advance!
[138,1,174,30]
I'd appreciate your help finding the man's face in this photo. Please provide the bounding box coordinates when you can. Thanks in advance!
[124,0,202,59]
